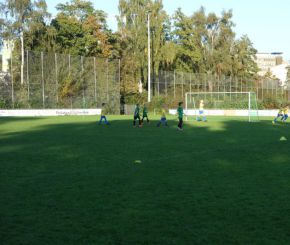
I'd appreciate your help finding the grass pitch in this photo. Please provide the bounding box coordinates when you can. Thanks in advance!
[1,115,290,244]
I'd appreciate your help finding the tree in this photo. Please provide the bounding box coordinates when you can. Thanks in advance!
[1,0,50,84]
[51,0,111,57]
[117,0,169,98]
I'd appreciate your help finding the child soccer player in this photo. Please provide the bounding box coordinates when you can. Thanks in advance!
[177,102,184,130]
[133,103,142,127]
[157,108,168,127]
[272,106,284,124]
[197,99,206,122]
[282,106,289,123]
[141,104,150,124]
[98,103,110,125]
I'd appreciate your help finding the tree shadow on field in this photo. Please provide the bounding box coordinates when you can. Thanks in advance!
[1,116,290,244]
[0,116,43,126]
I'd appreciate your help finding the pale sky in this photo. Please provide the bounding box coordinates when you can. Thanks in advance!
[46,0,290,61]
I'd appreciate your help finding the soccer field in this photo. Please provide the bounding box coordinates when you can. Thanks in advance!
[1,116,290,244]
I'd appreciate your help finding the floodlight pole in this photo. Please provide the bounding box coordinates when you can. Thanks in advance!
[147,12,151,102]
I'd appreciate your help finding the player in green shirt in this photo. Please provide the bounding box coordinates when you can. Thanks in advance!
[141,104,150,124]
[177,102,184,130]
[133,103,142,127]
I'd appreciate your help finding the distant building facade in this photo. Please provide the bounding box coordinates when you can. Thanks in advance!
[1,40,14,72]
[255,52,289,85]
[255,52,283,75]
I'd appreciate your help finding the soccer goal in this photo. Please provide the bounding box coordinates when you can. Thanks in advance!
[185,92,259,122]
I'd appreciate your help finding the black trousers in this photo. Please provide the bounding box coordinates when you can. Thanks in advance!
[178,118,183,129]
[142,115,149,123]
[133,115,141,126]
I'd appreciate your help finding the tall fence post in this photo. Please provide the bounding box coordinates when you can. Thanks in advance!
[26,50,30,102]
[181,72,184,99]
[11,50,14,108]
[189,73,192,95]
[41,52,45,108]
[55,53,58,104]
[81,56,85,108]
[165,71,167,97]
[68,54,71,76]
[157,73,160,97]
[119,59,121,114]
[174,70,176,99]
[94,57,97,103]
[106,59,109,102]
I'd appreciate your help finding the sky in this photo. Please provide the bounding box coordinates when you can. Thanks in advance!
[46,0,290,61]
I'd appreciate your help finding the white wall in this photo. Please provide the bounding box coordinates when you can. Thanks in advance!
[0,109,101,117]
[169,109,278,117]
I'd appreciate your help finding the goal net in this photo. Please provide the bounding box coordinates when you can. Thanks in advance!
[185,92,259,122]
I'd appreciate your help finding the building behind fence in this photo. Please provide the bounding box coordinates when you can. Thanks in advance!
[0,50,290,113]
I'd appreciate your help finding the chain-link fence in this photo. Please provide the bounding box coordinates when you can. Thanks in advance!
[150,70,290,107]
[0,50,120,114]
[1,51,290,113]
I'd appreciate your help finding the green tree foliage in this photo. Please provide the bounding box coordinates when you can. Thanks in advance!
[1,0,260,103]
[1,0,50,84]
[117,0,170,98]
[51,0,112,57]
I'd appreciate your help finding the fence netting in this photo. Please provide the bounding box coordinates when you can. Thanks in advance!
[1,51,290,113]
[0,51,120,114]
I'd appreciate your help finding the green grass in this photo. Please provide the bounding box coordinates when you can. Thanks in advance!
[1,115,290,244]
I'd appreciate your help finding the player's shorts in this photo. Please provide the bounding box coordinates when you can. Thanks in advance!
[283,114,288,120]
[160,117,167,122]
[277,113,283,117]
[199,110,204,115]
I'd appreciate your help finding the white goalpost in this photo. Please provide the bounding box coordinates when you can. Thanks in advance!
[185,92,259,122]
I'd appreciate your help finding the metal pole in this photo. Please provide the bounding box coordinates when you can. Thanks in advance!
[248,92,251,122]
[182,72,184,98]
[230,77,232,101]
[189,73,192,100]
[81,56,85,108]
[174,70,176,99]
[26,50,30,102]
[94,57,97,102]
[55,53,58,104]
[165,70,167,97]
[11,50,14,108]
[68,54,71,76]
[106,59,109,102]
[158,73,160,97]
[147,13,151,102]
[262,79,264,102]
[41,52,45,108]
[119,58,121,113]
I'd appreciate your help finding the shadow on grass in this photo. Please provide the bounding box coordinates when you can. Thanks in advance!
[0,116,44,125]
[0,116,290,244]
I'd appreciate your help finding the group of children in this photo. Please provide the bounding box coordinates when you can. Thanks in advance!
[133,103,168,128]
[99,101,289,128]
[272,105,289,124]
[99,100,207,131]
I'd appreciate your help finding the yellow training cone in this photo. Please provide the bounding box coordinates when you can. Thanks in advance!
[280,136,287,141]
